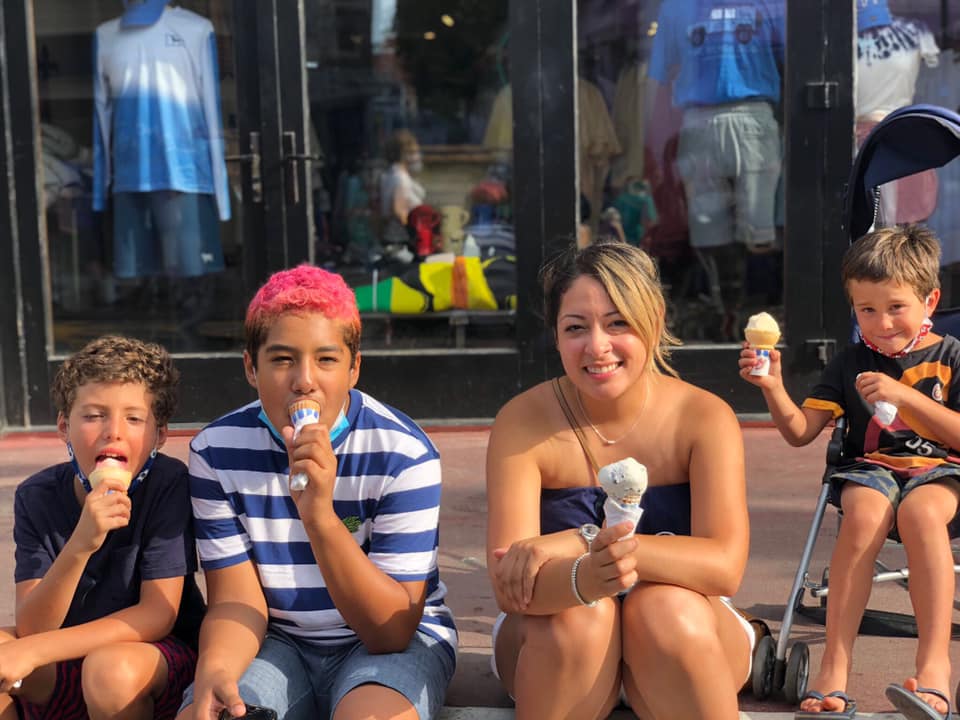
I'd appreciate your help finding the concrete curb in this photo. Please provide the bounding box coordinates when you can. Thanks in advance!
[438,710,907,719]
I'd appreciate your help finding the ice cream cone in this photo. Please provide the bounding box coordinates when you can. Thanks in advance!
[743,312,781,348]
[288,399,321,491]
[289,399,321,430]
[89,459,133,491]
[599,458,648,538]
[743,329,780,349]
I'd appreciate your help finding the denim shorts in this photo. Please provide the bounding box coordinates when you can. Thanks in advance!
[180,627,455,720]
[830,462,960,539]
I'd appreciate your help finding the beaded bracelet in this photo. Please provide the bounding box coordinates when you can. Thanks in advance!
[571,552,597,607]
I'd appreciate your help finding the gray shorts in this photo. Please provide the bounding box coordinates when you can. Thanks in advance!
[676,101,781,250]
[830,462,960,539]
[180,626,455,720]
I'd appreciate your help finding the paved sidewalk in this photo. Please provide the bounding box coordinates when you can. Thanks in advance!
[2,426,955,719]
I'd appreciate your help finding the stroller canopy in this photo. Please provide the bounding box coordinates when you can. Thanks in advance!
[844,103,960,242]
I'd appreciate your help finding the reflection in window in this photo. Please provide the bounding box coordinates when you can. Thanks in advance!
[39,0,243,355]
[306,0,516,350]
[577,0,785,344]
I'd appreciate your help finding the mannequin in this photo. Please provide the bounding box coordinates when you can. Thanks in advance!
[93,0,230,288]
[649,0,785,341]
[856,0,940,225]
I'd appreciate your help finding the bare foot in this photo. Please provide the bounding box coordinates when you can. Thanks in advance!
[903,676,950,716]
[800,666,850,713]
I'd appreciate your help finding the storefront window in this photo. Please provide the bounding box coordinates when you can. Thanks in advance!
[304,0,515,350]
[37,0,244,355]
[576,0,786,343]
[856,0,960,304]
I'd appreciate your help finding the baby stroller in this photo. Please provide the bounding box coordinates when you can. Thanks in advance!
[751,103,960,703]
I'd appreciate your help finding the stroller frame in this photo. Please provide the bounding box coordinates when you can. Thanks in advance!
[750,103,960,703]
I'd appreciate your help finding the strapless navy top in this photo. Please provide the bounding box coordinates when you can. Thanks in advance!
[540,484,691,536]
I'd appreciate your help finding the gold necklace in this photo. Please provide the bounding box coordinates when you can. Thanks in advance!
[574,380,648,446]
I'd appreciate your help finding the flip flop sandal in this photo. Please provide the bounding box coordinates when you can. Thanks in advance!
[795,690,857,719]
[885,683,952,720]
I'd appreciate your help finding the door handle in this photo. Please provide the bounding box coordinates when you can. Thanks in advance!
[225,131,262,203]
[282,131,324,205]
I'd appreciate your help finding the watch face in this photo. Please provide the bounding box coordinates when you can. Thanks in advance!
[582,523,600,541]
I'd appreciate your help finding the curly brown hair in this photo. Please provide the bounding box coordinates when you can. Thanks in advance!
[51,336,180,426]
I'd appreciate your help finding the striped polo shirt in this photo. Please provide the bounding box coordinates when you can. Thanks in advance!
[189,390,457,661]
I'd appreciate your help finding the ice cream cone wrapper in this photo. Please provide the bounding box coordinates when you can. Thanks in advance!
[603,497,643,537]
[749,347,773,376]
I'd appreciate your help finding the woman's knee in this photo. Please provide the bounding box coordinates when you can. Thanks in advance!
[622,585,717,658]
[520,601,617,659]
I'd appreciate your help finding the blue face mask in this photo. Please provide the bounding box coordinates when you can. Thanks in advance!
[67,438,157,495]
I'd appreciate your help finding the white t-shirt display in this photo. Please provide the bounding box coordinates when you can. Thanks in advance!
[856,16,939,121]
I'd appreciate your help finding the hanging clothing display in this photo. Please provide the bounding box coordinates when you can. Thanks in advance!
[93,4,229,278]
[856,15,940,227]
[482,81,620,229]
[609,62,649,191]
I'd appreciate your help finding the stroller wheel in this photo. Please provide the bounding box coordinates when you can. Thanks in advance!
[751,635,776,699]
[784,642,810,704]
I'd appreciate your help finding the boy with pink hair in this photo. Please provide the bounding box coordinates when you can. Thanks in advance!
[179,265,456,720]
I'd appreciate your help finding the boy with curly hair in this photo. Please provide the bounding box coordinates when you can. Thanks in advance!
[0,335,204,720]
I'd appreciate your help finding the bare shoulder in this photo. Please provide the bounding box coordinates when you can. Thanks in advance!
[488,379,570,470]
[656,375,740,437]
[491,380,559,439]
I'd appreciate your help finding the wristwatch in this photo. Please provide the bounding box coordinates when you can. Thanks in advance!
[579,523,600,552]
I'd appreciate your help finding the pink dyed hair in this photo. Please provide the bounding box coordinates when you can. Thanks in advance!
[245,264,361,365]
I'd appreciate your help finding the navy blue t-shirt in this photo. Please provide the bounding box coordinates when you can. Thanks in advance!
[14,453,204,647]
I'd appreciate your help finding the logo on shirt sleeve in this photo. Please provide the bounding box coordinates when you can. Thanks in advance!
[166,32,185,47]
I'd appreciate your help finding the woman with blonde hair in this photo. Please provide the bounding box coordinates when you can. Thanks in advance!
[486,240,753,720]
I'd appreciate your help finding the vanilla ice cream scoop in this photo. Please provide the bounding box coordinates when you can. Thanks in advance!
[599,458,648,539]
[744,312,781,348]
[89,457,132,491]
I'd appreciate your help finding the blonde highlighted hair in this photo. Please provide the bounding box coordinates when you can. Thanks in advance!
[541,240,680,377]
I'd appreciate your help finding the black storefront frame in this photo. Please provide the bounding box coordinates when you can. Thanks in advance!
[1,1,854,429]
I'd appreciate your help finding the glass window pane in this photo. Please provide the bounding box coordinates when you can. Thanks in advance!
[37,0,244,355]
[305,0,515,350]
[860,2,960,304]
[577,0,786,344]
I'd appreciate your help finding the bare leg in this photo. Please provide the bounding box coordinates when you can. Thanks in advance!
[894,481,960,716]
[494,600,621,720]
[800,484,893,713]
[333,684,419,720]
[621,585,750,720]
[81,642,169,720]
[0,626,56,712]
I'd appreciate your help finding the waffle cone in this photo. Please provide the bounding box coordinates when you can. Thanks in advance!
[288,399,321,416]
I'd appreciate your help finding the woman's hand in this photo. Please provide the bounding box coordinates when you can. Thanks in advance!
[577,522,639,603]
[492,532,581,612]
